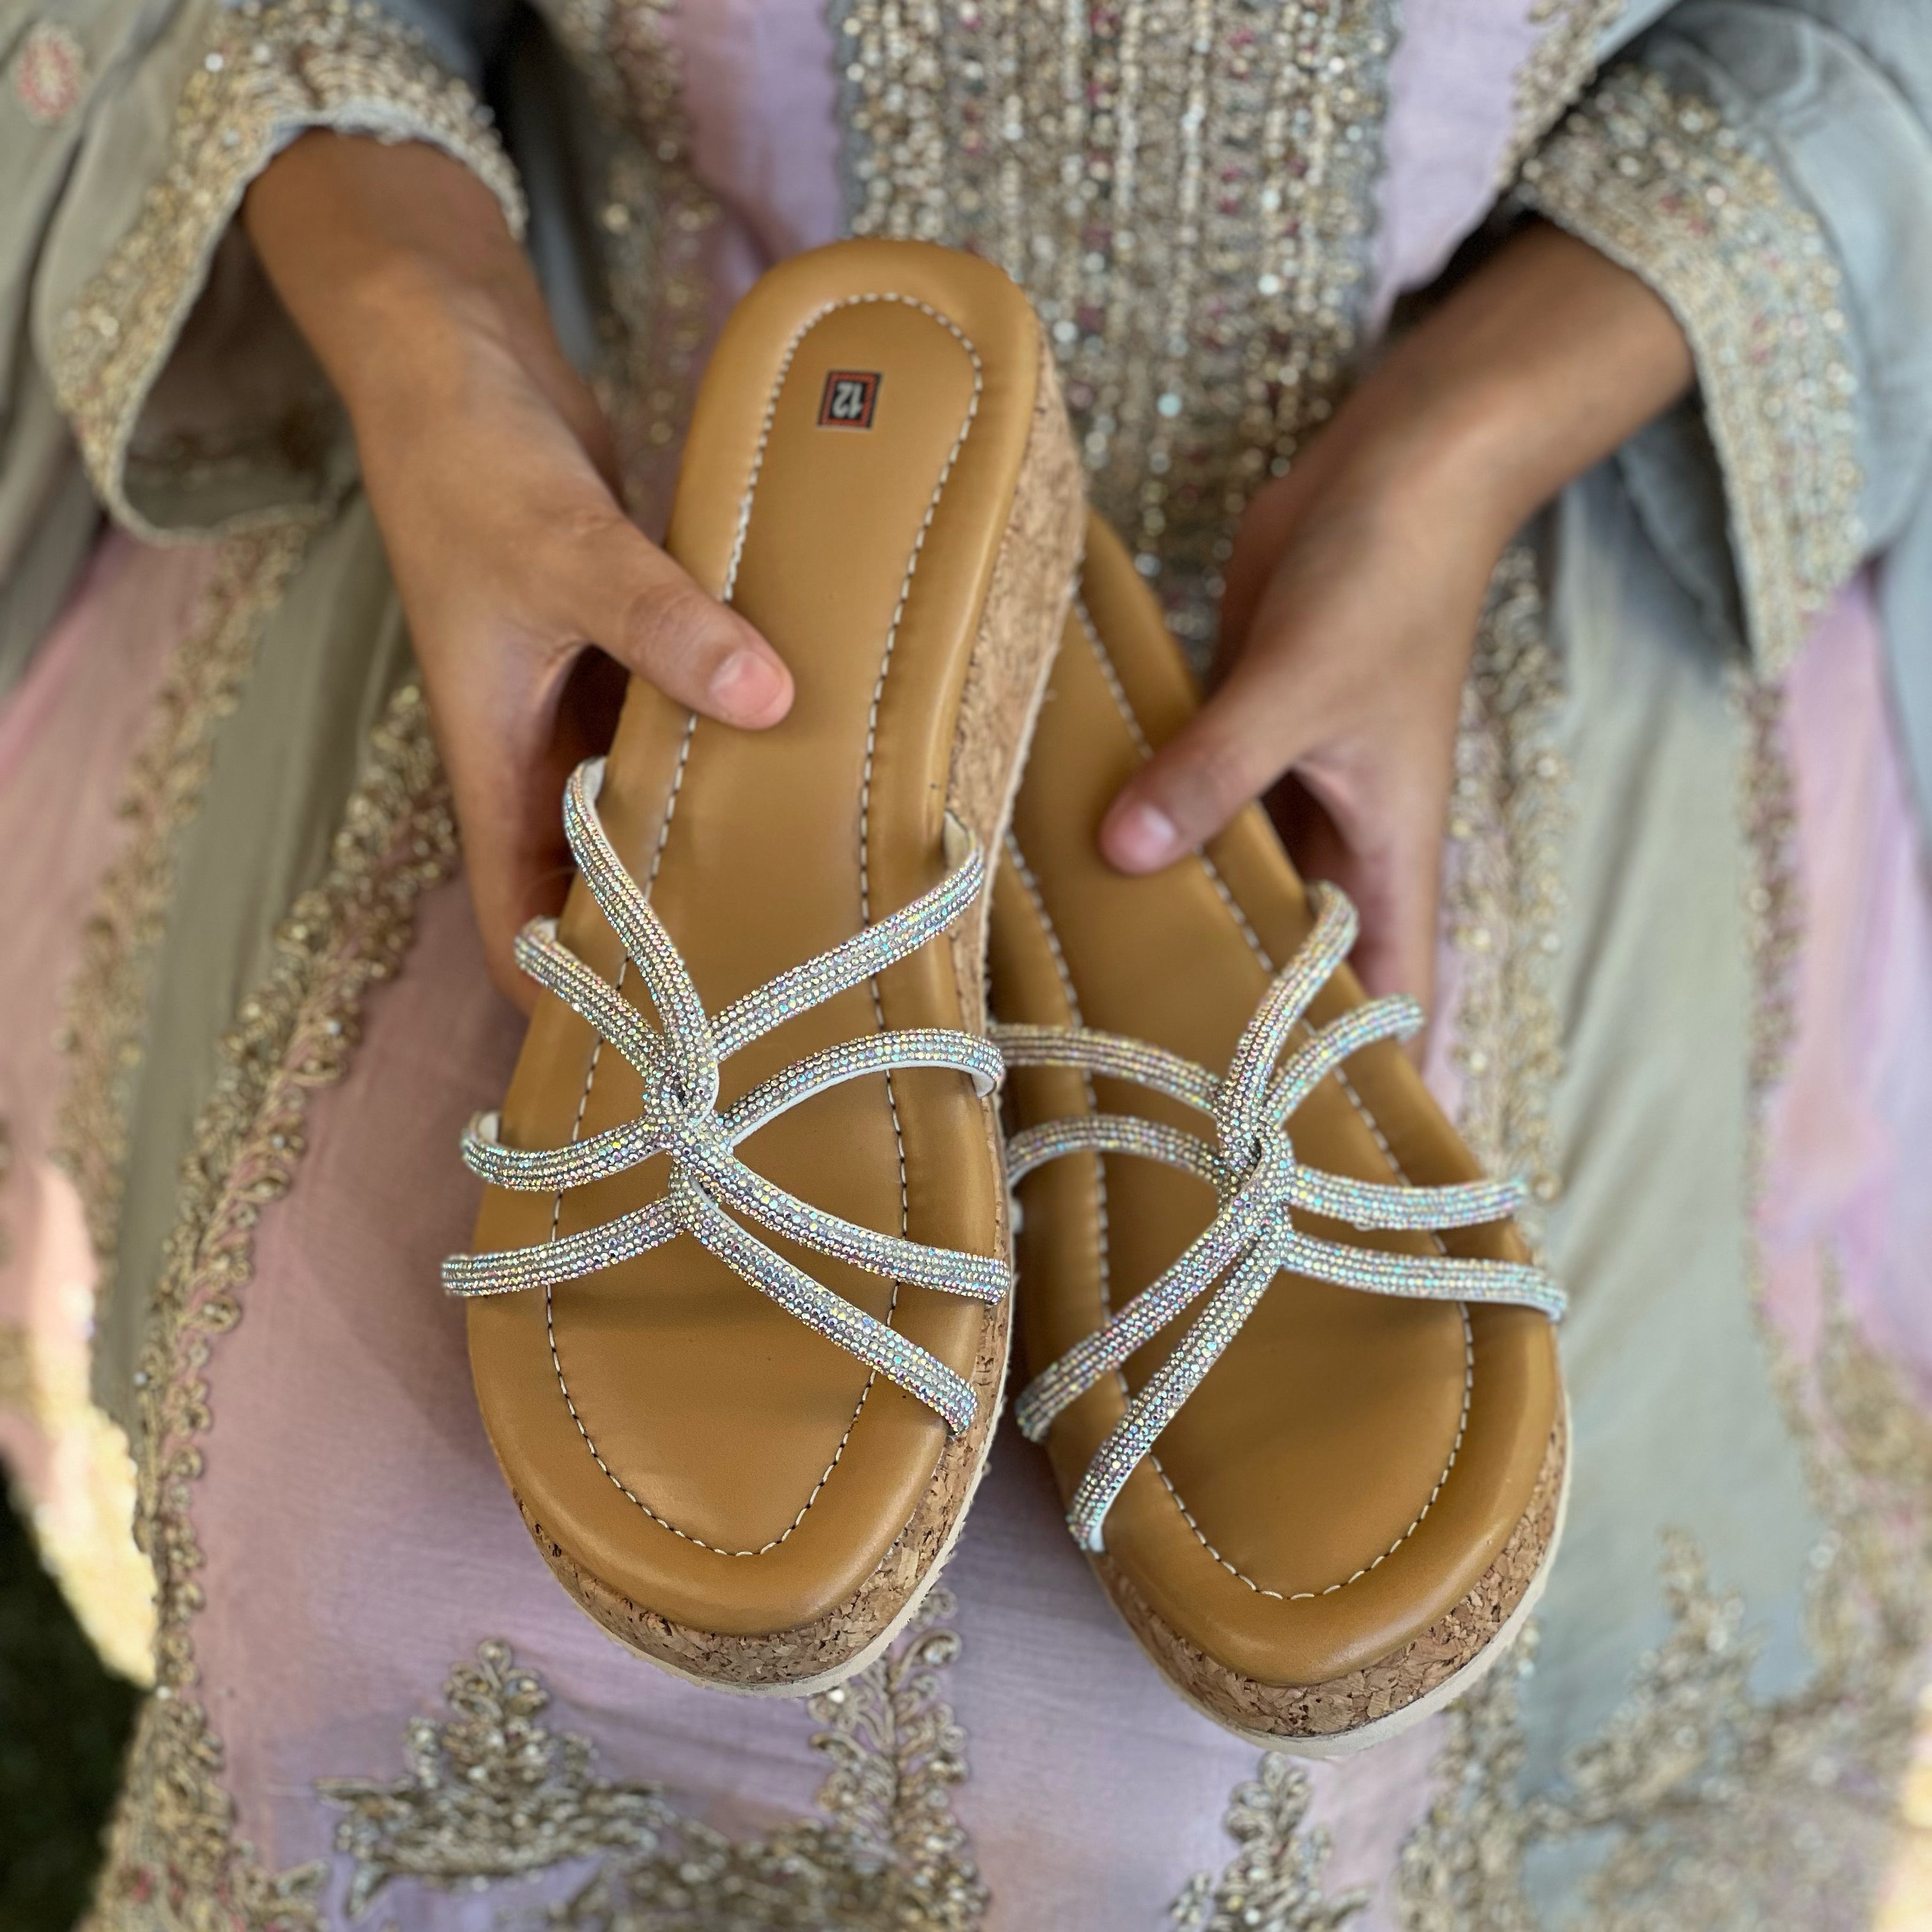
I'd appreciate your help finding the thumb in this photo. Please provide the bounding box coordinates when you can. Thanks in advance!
[554,510,794,729]
[1099,647,1328,873]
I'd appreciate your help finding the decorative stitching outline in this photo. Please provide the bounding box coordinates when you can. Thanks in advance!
[544,293,985,1555]
[1020,600,1474,1600]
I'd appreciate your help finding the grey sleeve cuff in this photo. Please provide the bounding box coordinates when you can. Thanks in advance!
[1517,50,1876,673]
[36,0,525,542]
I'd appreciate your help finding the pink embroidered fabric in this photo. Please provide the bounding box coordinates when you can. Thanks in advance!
[1759,581,1932,1370]
[4,6,1932,1923]
[5,550,1929,1929]
[0,532,213,1543]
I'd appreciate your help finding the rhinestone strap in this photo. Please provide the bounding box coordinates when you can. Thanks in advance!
[993,883,1564,1549]
[443,758,1009,1436]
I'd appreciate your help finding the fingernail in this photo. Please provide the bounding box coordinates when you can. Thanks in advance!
[1105,799,1181,871]
[708,648,785,721]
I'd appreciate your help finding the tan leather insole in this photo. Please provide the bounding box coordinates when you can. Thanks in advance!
[992,516,1559,1684]
[470,248,1046,1637]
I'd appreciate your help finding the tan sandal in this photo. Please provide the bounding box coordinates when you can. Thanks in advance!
[987,514,1568,1753]
[447,240,1083,1693]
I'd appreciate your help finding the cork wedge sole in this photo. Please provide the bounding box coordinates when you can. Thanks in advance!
[990,513,1568,1747]
[503,1296,1013,1697]
[1095,1407,1569,1756]
[463,243,1084,1695]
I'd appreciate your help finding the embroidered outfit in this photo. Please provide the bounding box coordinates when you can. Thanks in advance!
[1,1,1930,1926]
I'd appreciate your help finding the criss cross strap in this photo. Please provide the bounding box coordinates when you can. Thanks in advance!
[443,758,1010,1436]
[992,883,1564,1549]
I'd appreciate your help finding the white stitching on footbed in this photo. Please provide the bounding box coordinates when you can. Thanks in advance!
[1062,601,1475,1598]
[546,293,985,1555]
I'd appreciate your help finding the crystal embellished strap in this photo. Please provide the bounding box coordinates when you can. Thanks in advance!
[443,758,1010,1437]
[993,882,1563,1549]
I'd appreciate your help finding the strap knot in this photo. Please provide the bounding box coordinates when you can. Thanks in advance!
[993,880,1563,1550]
[443,760,1011,1436]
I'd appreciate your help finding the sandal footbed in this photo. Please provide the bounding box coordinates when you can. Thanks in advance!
[468,241,1082,1678]
[988,513,1562,1699]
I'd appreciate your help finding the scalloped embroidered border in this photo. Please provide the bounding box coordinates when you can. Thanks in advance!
[1732,670,1804,1105]
[52,525,309,1279]
[83,683,456,1932]
[1518,66,1864,677]
[48,0,523,543]
[310,1606,988,1927]
[1495,0,1619,188]
[1444,542,1570,1236]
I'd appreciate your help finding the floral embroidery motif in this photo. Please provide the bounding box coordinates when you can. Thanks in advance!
[1519,67,1864,676]
[1396,1284,1932,1930]
[832,0,1395,661]
[1170,1754,1369,1931]
[316,1595,987,1929]
[1444,544,1570,1230]
[10,20,87,125]
[83,685,457,1932]
[54,528,309,1278]
[1733,672,1804,1103]
[1496,0,1618,187]
[48,0,522,540]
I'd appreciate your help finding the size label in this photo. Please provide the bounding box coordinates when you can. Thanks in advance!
[818,370,882,429]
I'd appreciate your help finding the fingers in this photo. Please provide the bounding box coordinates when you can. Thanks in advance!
[1278,769,1446,1010]
[554,514,793,729]
[1100,645,1328,872]
[452,771,565,1014]
[431,678,585,1013]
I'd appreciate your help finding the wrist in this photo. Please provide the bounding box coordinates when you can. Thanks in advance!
[1344,222,1694,539]
[1319,359,1544,555]
[245,130,540,424]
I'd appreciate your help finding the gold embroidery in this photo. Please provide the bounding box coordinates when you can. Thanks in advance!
[1170,1753,1369,1931]
[1519,68,1864,676]
[1496,0,1618,188]
[1444,544,1569,1228]
[832,0,1396,659]
[1733,671,1804,1103]
[52,526,309,1276]
[1394,1625,1537,1932]
[316,1594,987,1929]
[84,684,457,1932]
[546,0,719,527]
[1397,1280,1932,1930]
[49,0,523,540]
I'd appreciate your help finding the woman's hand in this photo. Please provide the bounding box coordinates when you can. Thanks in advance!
[1100,224,1694,1006]
[244,133,793,1008]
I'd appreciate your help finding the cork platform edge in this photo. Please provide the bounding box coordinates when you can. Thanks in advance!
[1098,1404,1570,1754]
[507,1293,1011,1697]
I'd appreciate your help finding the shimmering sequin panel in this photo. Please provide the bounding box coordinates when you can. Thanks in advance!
[834,0,1397,659]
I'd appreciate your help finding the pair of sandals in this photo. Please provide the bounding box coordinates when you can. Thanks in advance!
[447,243,1567,1754]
